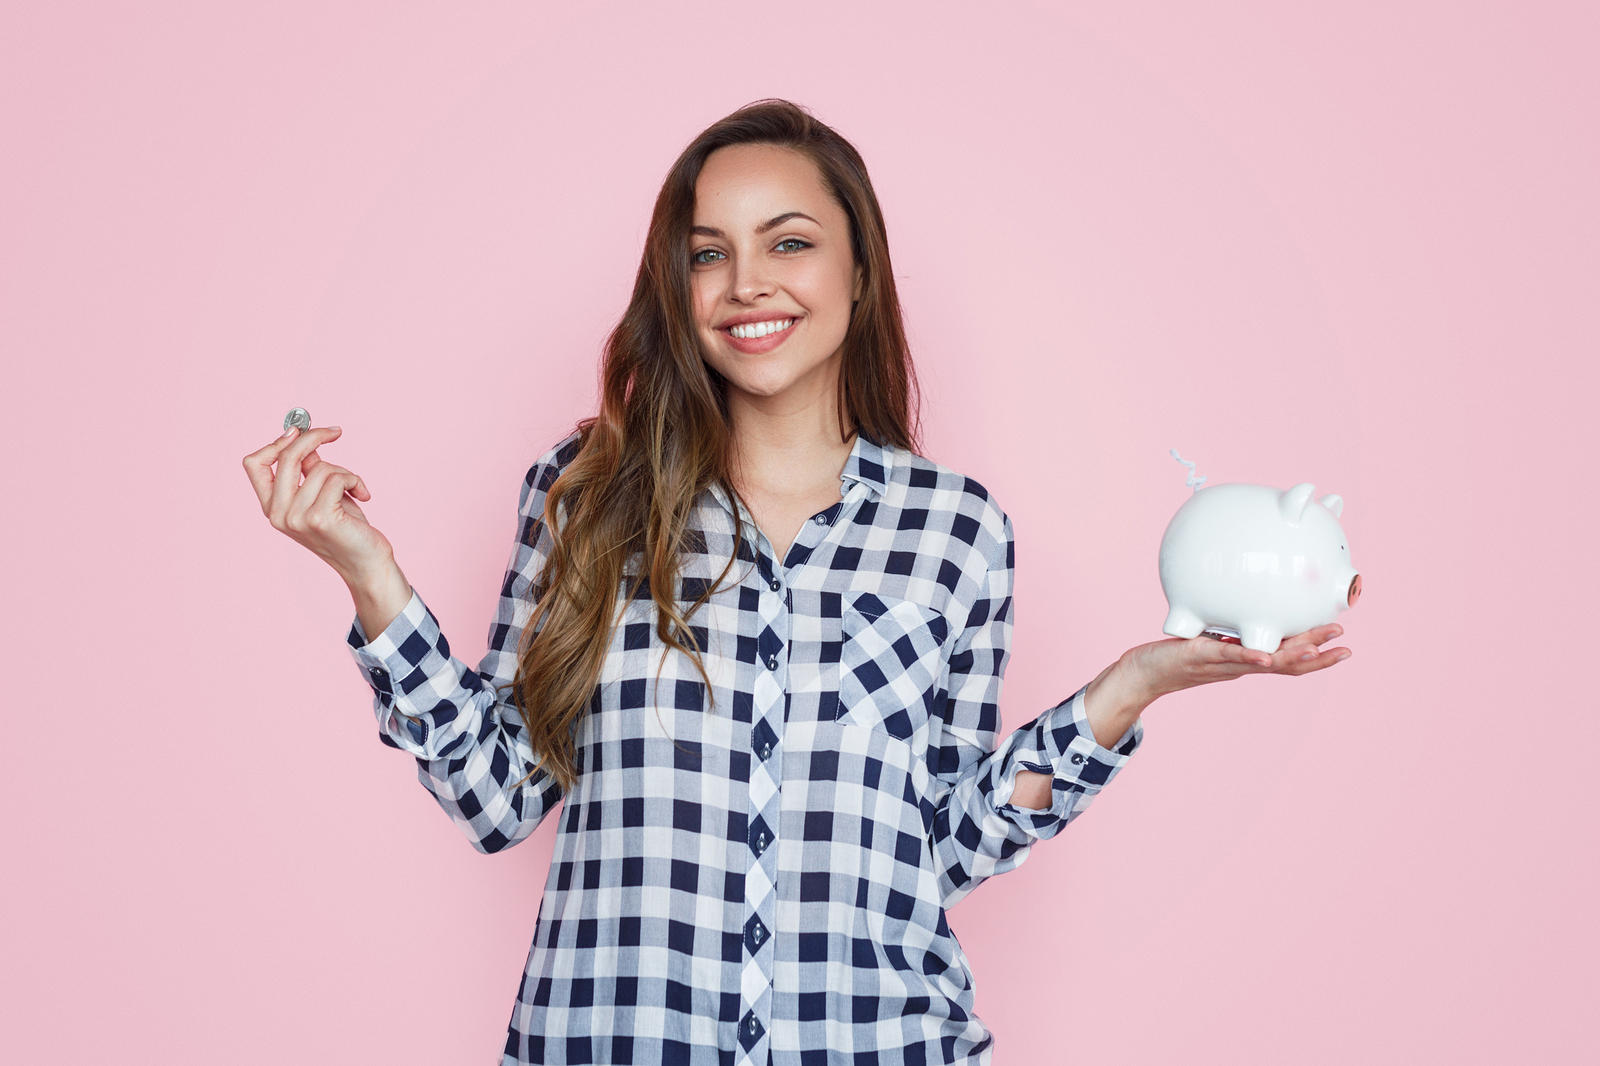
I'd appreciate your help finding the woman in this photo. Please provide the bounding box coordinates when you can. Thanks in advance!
[243,100,1348,1065]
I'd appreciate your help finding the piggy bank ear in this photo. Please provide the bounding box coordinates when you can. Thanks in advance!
[1279,483,1317,523]
[1318,493,1344,518]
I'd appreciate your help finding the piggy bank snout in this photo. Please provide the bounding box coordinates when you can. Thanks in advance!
[1348,573,1362,607]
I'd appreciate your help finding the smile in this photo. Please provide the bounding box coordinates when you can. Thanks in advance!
[725,318,795,340]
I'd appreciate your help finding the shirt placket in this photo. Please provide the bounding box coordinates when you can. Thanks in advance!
[737,536,788,1065]
[722,478,864,1065]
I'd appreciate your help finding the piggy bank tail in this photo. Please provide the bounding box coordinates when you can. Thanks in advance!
[1170,449,1207,493]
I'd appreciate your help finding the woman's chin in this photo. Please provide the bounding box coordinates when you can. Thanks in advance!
[724,373,805,401]
[711,350,843,407]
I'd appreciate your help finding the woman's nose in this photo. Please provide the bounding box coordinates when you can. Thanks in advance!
[729,254,776,303]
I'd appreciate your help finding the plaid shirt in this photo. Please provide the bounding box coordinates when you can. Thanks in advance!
[347,432,1141,1066]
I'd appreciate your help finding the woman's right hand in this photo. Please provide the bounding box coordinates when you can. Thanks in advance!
[243,425,411,633]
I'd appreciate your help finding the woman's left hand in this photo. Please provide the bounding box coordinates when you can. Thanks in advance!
[1083,625,1350,748]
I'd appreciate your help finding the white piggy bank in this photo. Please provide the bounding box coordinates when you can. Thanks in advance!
[1158,482,1361,652]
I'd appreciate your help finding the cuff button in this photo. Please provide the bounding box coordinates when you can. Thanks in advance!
[1070,753,1085,765]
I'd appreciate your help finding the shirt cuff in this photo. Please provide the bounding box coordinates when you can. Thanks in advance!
[344,588,461,752]
[1000,685,1143,825]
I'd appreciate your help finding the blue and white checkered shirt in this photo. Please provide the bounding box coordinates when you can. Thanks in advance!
[347,432,1141,1065]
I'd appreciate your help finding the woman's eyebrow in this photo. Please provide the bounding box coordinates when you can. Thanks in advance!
[756,211,818,233]
[690,212,821,239]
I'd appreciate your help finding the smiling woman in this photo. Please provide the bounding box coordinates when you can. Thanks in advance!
[690,144,868,560]
[691,149,859,381]
[242,98,1350,1065]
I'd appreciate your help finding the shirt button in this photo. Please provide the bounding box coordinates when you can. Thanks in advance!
[368,668,383,679]
[1070,753,1085,765]
[813,514,828,525]
[759,743,772,760]
[765,655,779,671]
[768,578,780,591]
[754,831,769,854]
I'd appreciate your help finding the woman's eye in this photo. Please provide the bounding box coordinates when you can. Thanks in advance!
[691,248,724,265]
[775,238,810,252]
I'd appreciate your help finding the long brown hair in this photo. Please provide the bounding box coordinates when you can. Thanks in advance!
[512,99,919,790]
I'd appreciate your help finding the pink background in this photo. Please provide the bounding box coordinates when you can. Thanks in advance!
[4,1,1596,1061]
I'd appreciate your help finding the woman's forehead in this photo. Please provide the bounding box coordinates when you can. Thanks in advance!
[693,145,838,229]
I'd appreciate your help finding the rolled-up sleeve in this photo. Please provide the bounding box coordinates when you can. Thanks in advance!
[928,514,1143,908]
[343,440,577,854]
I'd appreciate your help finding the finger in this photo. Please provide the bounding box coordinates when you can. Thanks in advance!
[267,426,343,523]
[299,452,370,503]
[285,460,354,530]
[308,469,364,531]
[1277,627,1347,667]
[299,445,331,475]
[1280,624,1343,652]
[1281,646,1352,675]
[320,461,370,502]
[297,424,353,478]
[242,430,298,510]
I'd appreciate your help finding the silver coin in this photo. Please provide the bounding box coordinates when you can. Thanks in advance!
[283,407,312,433]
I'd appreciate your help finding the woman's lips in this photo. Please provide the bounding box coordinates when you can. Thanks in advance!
[720,316,798,354]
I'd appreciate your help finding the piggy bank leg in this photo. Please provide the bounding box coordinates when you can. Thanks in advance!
[1163,605,1207,639]
[1239,624,1284,653]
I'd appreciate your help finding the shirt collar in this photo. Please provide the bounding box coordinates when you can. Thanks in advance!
[840,430,891,500]
[706,430,894,522]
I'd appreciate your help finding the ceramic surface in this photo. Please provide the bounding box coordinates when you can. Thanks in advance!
[1158,483,1360,653]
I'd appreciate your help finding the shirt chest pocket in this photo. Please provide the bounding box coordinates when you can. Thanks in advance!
[837,592,950,741]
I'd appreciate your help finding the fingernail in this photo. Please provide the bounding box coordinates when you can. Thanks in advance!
[1300,652,1315,661]
[329,425,341,432]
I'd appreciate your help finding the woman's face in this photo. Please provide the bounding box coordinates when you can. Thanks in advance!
[690,144,862,409]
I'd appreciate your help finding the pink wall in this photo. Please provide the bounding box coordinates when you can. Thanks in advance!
[4,1,1595,1061]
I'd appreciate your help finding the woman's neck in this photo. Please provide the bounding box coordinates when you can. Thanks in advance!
[725,362,856,561]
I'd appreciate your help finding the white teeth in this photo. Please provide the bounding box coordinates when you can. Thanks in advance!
[729,318,793,339]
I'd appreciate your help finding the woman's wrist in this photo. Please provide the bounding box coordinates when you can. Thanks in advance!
[1083,653,1156,749]
[344,557,412,641]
